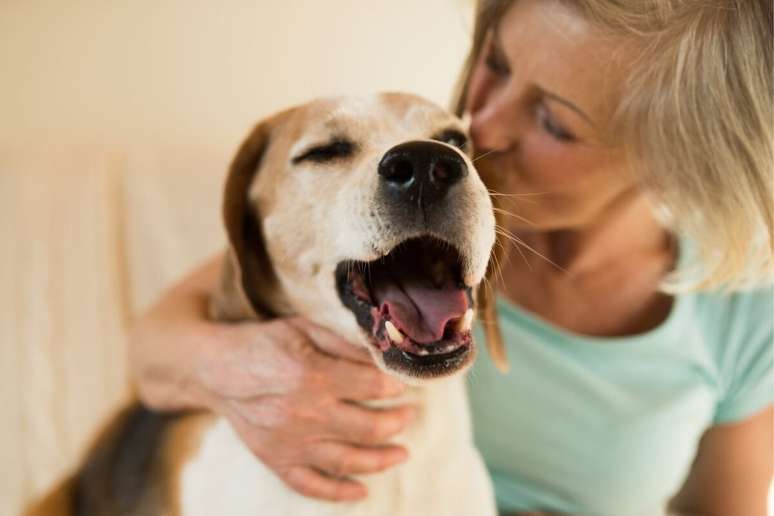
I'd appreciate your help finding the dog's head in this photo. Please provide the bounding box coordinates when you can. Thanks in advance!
[212,93,496,383]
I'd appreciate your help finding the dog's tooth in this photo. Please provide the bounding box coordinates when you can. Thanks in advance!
[385,321,405,344]
[417,348,430,356]
[456,308,474,333]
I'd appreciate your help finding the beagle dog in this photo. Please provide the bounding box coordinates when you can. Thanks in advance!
[26,93,499,516]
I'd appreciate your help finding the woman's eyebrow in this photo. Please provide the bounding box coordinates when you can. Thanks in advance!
[541,89,596,128]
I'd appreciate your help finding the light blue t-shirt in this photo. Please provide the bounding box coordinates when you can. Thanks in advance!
[467,285,773,515]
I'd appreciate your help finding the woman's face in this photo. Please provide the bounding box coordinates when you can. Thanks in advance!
[466,0,635,231]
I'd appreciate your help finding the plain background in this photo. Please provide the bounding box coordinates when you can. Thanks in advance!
[1,0,472,150]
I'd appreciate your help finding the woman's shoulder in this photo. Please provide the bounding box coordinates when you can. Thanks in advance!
[691,283,773,334]
[688,284,773,424]
[688,284,772,366]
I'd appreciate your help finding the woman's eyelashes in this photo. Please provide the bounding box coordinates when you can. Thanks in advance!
[536,103,576,143]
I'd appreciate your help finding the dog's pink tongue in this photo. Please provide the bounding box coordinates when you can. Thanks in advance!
[372,275,468,344]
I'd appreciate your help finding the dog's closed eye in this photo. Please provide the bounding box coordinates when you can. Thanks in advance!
[293,139,356,164]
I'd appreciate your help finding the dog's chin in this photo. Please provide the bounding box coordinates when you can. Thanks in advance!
[335,236,479,381]
[364,339,476,384]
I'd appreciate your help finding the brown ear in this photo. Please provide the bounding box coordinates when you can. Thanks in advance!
[476,193,509,373]
[210,121,279,321]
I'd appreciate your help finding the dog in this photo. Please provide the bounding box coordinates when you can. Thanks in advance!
[25,93,499,516]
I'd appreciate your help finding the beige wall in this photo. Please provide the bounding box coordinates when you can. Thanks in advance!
[1,0,473,150]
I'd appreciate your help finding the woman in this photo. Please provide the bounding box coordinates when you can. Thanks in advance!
[130,1,773,514]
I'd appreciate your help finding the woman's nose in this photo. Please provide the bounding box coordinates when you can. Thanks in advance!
[469,91,521,153]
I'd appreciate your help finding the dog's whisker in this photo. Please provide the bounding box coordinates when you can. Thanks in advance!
[492,206,537,228]
[472,148,506,163]
[486,189,548,198]
[493,197,541,209]
[496,227,531,272]
[494,225,566,273]
[487,240,507,287]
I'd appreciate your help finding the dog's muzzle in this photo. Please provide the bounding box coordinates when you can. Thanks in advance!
[334,141,485,379]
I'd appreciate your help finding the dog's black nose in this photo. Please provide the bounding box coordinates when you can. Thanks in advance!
[378,141,467,207]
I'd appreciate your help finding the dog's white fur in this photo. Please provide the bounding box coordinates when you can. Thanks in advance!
[180,379,493,516]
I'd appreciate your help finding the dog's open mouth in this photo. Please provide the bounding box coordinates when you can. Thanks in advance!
[335,237,474,377]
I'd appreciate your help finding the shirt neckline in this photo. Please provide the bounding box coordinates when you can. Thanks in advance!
[493,236,695,348]
[495,291,692,348]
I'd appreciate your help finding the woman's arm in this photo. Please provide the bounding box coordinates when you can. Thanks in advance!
[668,406,773,516]
[128,253,415,501]
[129,253,224,410]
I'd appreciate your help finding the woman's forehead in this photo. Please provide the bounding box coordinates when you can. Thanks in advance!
[496,0,631,124]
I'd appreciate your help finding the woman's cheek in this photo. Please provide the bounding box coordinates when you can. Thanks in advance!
[519,134,598,188]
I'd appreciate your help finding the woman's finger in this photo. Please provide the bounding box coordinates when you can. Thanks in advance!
[321,358,407,401]
[287,317,373,364]
[280,465,368,502]
[326,401,415,445]
[306,440,409,477]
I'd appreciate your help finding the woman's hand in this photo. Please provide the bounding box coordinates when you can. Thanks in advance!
[197,317,415,501]
[129,254,415,501]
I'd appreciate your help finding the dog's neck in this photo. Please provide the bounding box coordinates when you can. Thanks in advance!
[209,250,292,321]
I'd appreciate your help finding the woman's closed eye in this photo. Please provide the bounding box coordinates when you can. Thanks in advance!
[536,103,576,143]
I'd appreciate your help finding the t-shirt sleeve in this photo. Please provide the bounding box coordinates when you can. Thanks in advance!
[713,287,774,424]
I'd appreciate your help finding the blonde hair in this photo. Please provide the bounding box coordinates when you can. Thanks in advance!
[454,0,773,292]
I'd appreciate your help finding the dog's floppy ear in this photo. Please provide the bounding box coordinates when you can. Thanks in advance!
[477,250,509,373]
[211,121,279,321]
[476,182,509,373]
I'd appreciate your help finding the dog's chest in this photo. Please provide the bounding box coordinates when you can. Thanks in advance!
[178,379,495,516]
